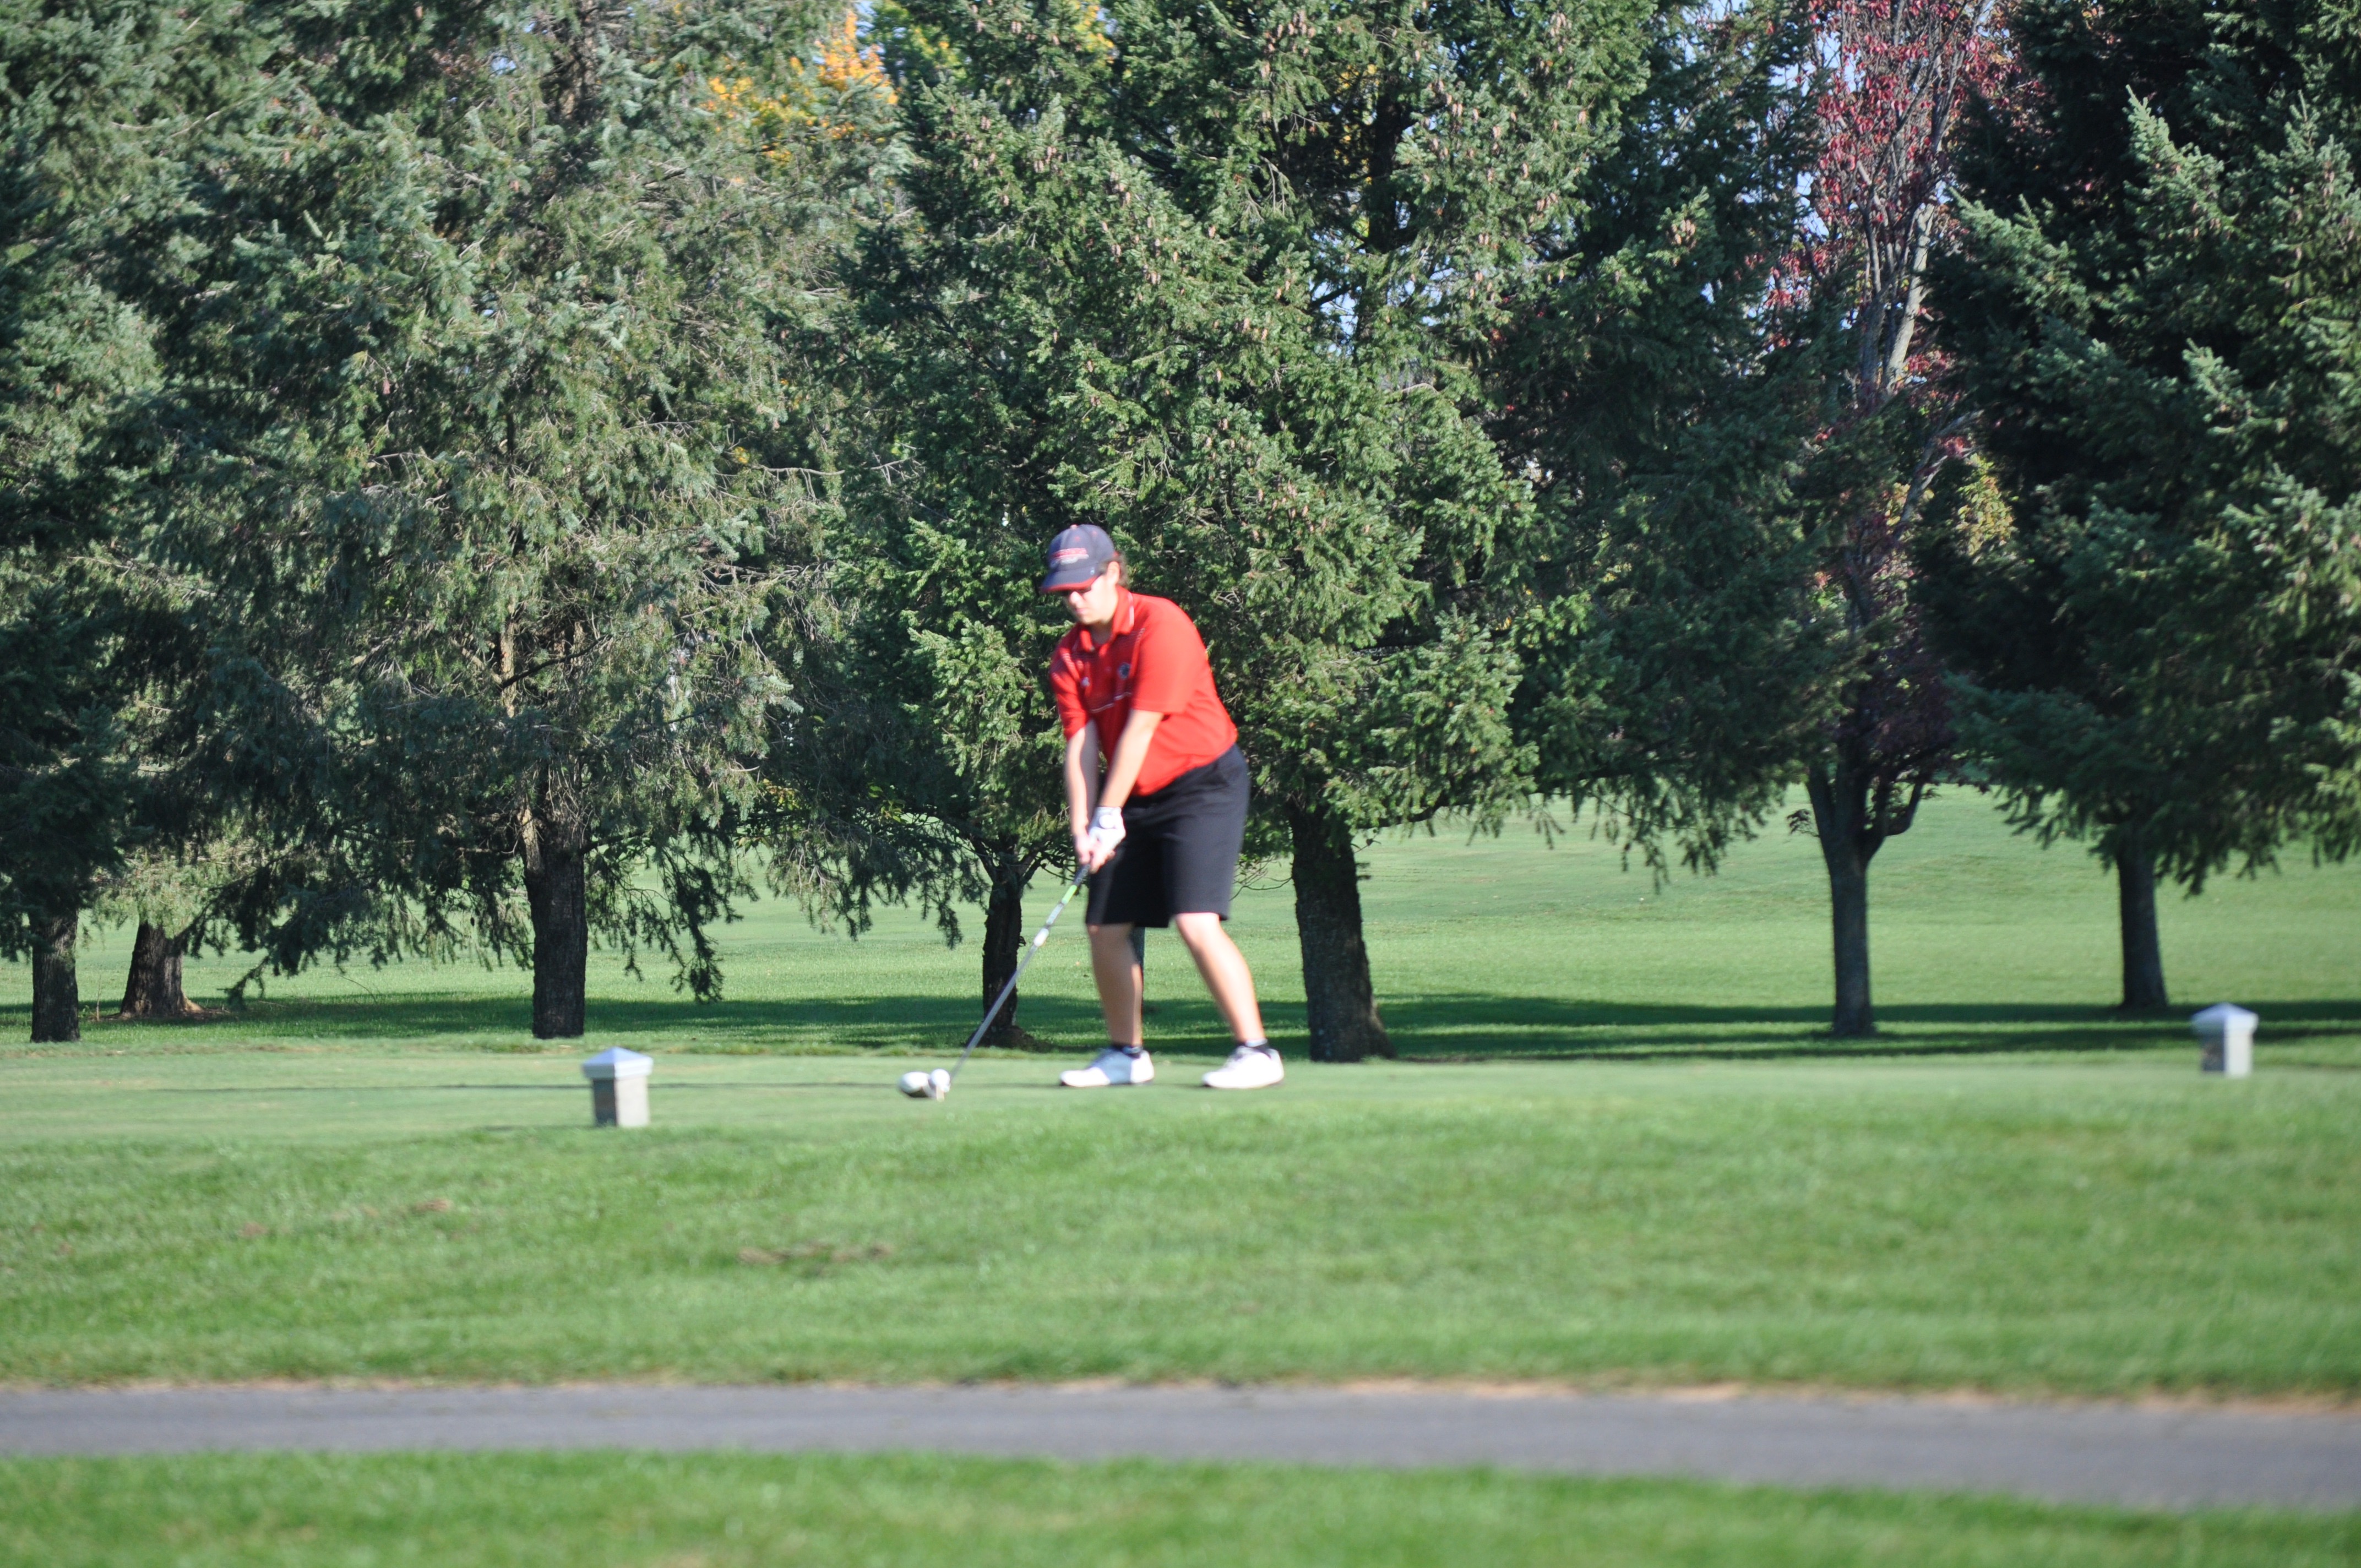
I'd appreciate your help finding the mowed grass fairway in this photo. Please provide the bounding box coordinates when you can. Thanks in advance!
[1,796,2357,1396]
[7,1453,2357,1567]
[3,1049,2359,1393]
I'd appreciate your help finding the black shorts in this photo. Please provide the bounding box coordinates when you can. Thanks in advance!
[1087,745,1249,928]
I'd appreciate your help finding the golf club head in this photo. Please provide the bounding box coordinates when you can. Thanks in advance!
[897,1070,932,1099]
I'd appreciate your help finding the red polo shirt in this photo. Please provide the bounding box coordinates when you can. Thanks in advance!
[1049,587,1238,797]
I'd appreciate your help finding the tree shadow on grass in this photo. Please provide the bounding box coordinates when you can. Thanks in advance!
[143,1079,926,1094]
[1379,994,2361,1061]
[3,992,1143,1053]
[13,992,2358,1066]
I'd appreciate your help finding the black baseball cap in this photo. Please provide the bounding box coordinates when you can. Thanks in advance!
[1039,524,1119,592]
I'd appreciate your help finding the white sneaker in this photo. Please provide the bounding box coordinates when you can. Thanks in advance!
[1060,1047,1154,1088]
[1203,1044,1285,1090]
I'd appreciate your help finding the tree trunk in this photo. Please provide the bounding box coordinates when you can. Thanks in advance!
[980,852,1024,1046]
[523,815,589,1039]
[2114,827,2169,1011]
[1807,766,1878,1038]
[30,911,80,1043]
[1287,802,1391,1061]
[119,921,195,1019]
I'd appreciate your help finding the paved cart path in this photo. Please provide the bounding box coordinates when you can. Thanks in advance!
[4,1385,2357,1510]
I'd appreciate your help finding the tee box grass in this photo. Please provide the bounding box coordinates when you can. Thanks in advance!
[4,1049,2358,1394]
[1,794,2356,1397]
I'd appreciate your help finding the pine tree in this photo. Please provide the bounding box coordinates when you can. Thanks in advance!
[766,514,1075,1048]
[148,0,862,1036]
[721,19,1078,1050]
[0,0,254,1039]
[1488,2,1837,880]
[0,554,146,1041]
[91,828,275,1018]
[1927,0,2361,1007]
[851,0,1650,1060]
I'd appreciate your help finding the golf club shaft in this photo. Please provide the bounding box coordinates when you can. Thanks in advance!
[949,866,1091,1082]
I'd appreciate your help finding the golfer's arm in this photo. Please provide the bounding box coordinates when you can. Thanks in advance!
[1097,711,1162,812]
[1064,724,1101,834]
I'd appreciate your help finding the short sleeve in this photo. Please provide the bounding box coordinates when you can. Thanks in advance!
[1048,643,1089,738]
[1129,601,1206,716]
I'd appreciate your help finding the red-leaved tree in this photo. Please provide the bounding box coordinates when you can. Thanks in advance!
[1785,0,2006,1036]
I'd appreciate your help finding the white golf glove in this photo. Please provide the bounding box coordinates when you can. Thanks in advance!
[1087,805,1127,858]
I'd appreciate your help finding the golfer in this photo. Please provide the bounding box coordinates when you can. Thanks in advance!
[1041,525,1282,1091]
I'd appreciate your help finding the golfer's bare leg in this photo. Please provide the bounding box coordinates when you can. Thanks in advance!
[1172,912,1265,1043]
[1087,923,1144,1045]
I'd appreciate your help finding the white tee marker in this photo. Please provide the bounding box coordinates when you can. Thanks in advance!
[2191,1004,2257,1079]
[582,1046,655,1126]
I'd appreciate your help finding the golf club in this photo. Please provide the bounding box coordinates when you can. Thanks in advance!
[900,864,1092,1101]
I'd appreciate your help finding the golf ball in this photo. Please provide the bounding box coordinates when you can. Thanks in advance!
[929,1069,951,1099]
